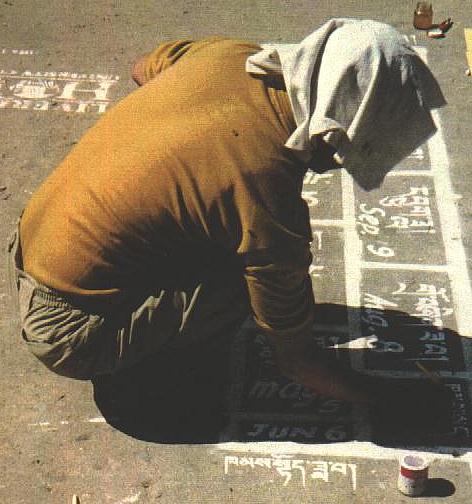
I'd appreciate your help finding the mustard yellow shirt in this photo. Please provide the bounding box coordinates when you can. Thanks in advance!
[20,38,315,342]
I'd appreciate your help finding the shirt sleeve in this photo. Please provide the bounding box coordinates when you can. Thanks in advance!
[244,244,315,345]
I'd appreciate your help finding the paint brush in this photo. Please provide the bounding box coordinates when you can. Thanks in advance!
[414,361,443,386]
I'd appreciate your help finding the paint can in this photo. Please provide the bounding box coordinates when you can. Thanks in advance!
[413,2,433,30]
[397,455,429,496]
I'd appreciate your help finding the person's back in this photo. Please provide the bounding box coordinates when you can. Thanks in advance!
[19,38,307,313]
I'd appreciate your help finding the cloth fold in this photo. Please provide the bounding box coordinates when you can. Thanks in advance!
[246,19,446,188]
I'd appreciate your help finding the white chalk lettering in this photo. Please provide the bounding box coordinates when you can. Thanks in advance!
[245,423,347,442]
[58,79,115,101]
[303,172,333,186]
[390,281,453,360]
[223,455,357,491]
[364,292,398,310]
[379,187,436,234]
[302,190,319,207]
[1,48,35,55]
[0,69,119,114]
[366,337,404,353]
[312,230,323,251]
[361,308,389,328]
[407,146,425,160]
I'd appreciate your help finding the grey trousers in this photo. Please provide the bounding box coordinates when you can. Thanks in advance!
[7,228,250,380]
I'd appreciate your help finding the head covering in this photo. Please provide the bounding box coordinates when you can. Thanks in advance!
[246,19,446,189]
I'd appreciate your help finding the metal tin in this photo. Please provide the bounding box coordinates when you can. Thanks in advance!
[413,2,433,30]
[397,455,429,496]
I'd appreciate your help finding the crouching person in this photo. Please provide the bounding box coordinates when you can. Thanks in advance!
[8,19,447,405]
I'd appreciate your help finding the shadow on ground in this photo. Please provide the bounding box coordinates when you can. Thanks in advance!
[92,303,472,454]
[92,338,233,444]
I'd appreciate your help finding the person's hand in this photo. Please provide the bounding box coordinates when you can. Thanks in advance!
[276,344,388,404]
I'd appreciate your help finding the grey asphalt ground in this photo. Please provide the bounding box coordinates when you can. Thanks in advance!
[2,1,472,503]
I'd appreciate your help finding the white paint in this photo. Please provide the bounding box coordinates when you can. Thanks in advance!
[215,442,472,462]
[223,454,357,490]
[388,170,433,177]
[117,493,141,504]
[413,46,472,341]
[427,114,472,336]
[1,48,35,55]
[341,169,364,372]
[0,70,119,80]
[310,218,344,227]
[28,416,109,429]
[88,416,107,423]
[0,69,119,114]
[334,336,378,350]
[362,262,449,272]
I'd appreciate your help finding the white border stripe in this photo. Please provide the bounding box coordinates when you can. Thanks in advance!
[362,261,448,272]
[387,170,433,177]
[214,441,471,462]
[415,46,472,339]
[310,218,345,227]
[427,112,472,338]
[341,170,364,371]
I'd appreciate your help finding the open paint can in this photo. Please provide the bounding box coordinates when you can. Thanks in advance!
[397,455,429,496]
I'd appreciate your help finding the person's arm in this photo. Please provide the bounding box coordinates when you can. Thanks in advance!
[259,267,453,405]
[131,39,195,85]
[246,249,403,404]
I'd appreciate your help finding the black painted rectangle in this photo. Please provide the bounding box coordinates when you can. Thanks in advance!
[392,142,431,171]
[372,380,472,447]
[310,227,347,312]
[360,270,464,371]
[303,171,343,220]
[355,176,446,265]
[240,329,352,414]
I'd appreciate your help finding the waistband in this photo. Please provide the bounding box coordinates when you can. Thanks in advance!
[8,226,76,309]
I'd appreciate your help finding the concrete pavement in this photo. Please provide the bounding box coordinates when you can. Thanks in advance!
[2,1,472,502]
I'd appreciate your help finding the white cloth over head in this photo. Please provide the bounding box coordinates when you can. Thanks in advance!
[246,19,446,189]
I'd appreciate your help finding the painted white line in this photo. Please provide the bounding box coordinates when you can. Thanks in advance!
[358,369,472,380]
[0,70,120,81]
[428,115,472,338]
[28,416,109,429]
[414,46,472,343]
[1,48,35,55]
[87,416,107,423]
[361,261,449,272]
[213,441,471,462]
[387,170,433,177]
[117,493,141,504]
[310,218,345,227]
[341,170,364,372]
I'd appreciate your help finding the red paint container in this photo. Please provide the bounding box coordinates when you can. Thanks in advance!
[397,455,429,496]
